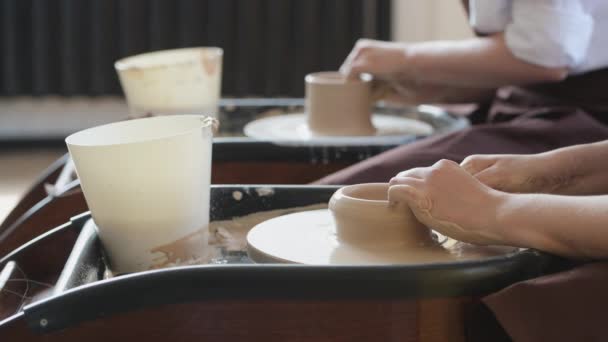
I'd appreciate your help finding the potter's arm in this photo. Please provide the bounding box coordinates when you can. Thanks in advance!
[401,33,567,87]
[497,193,608,259]
[542,140,608,195]
[389,159,608,259]
[491,141,608,258]
[342,34,566,104]
[463,140,608,195]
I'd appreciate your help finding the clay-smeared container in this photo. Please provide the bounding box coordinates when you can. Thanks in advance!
[66,115,216,274]
[115,47,223,118]
[305,71,376,136]
[328,183,433,248]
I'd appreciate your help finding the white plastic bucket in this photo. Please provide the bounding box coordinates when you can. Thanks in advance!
[115,47,223,118]
[66,115,216,273]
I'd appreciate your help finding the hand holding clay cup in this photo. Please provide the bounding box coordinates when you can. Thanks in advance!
[115,47,223,119]
[305,71,376,136]
[340,38,477,105]
[66,115,216,274]
[329,183,433,248]
[389,160,508,245]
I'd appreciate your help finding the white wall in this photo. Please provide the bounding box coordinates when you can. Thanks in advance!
[392,0,473,42]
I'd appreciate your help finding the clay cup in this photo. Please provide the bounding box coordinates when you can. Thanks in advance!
[305,71,376,136]
[328,183,432,248]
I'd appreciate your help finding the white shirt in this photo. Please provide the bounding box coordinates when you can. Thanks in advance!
[470,0,608,74]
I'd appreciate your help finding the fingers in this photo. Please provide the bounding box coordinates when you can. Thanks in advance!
[433,159,460,168]
[342,61,364,80]
[389,176,425,188]
[340,38,389,79]
[461,155,497,175]
[472,166,502,188]
[390,160,461,211]
[387,179,432,211]
[387,184,422,208]
[340,39,371,79]
[341,39,419,104]
[394,167,428,179]
[393,160,460,182]
[339,42,359,75]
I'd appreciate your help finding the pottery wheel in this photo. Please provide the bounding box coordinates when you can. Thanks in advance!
[243,113,434,146]
[246,209,519,265]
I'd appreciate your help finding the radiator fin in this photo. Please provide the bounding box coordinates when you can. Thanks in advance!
[1,0,390,97]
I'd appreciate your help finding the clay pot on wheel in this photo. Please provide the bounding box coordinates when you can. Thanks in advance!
[329,183,433,249]
[305,71,376,136]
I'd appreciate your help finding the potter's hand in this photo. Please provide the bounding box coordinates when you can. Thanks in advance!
[341,39,409,80]
[340,39,419,103]
[340,39,447,103]
[461,153,576,194]
[388,160,506,245]
[340,39,495,104]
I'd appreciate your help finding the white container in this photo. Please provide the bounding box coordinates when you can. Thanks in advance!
[66,115,216,273]
[115,47,223,118]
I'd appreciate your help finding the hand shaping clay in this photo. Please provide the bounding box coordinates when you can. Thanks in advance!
[246,209,518,265]
[245,183,520,265]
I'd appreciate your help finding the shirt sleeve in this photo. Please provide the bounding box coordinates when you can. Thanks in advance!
[469,0,512,34]
[505,0,594,69]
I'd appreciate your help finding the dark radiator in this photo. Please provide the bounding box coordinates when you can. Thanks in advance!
[1,0,391,97]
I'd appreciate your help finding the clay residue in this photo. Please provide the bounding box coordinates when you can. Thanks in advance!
[103,203,518,277]
[141,203,327,271]
[209,203,327,251]
[255,187,274,197]
[232,191,243,201]
[438,238,520,260]
[149,228,212,269]
[201,55,218,76]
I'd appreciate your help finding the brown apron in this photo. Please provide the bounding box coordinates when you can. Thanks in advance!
[314,7,608,340]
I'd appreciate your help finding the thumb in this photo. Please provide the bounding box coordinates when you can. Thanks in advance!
[474,166,507,191]
[460,155,496,175]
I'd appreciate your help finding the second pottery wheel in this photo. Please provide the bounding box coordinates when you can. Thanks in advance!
[243,113,434,146]
[247,209,518,265]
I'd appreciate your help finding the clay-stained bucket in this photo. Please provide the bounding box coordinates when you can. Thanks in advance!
[65,115,216,273]
[115,47,223,118]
